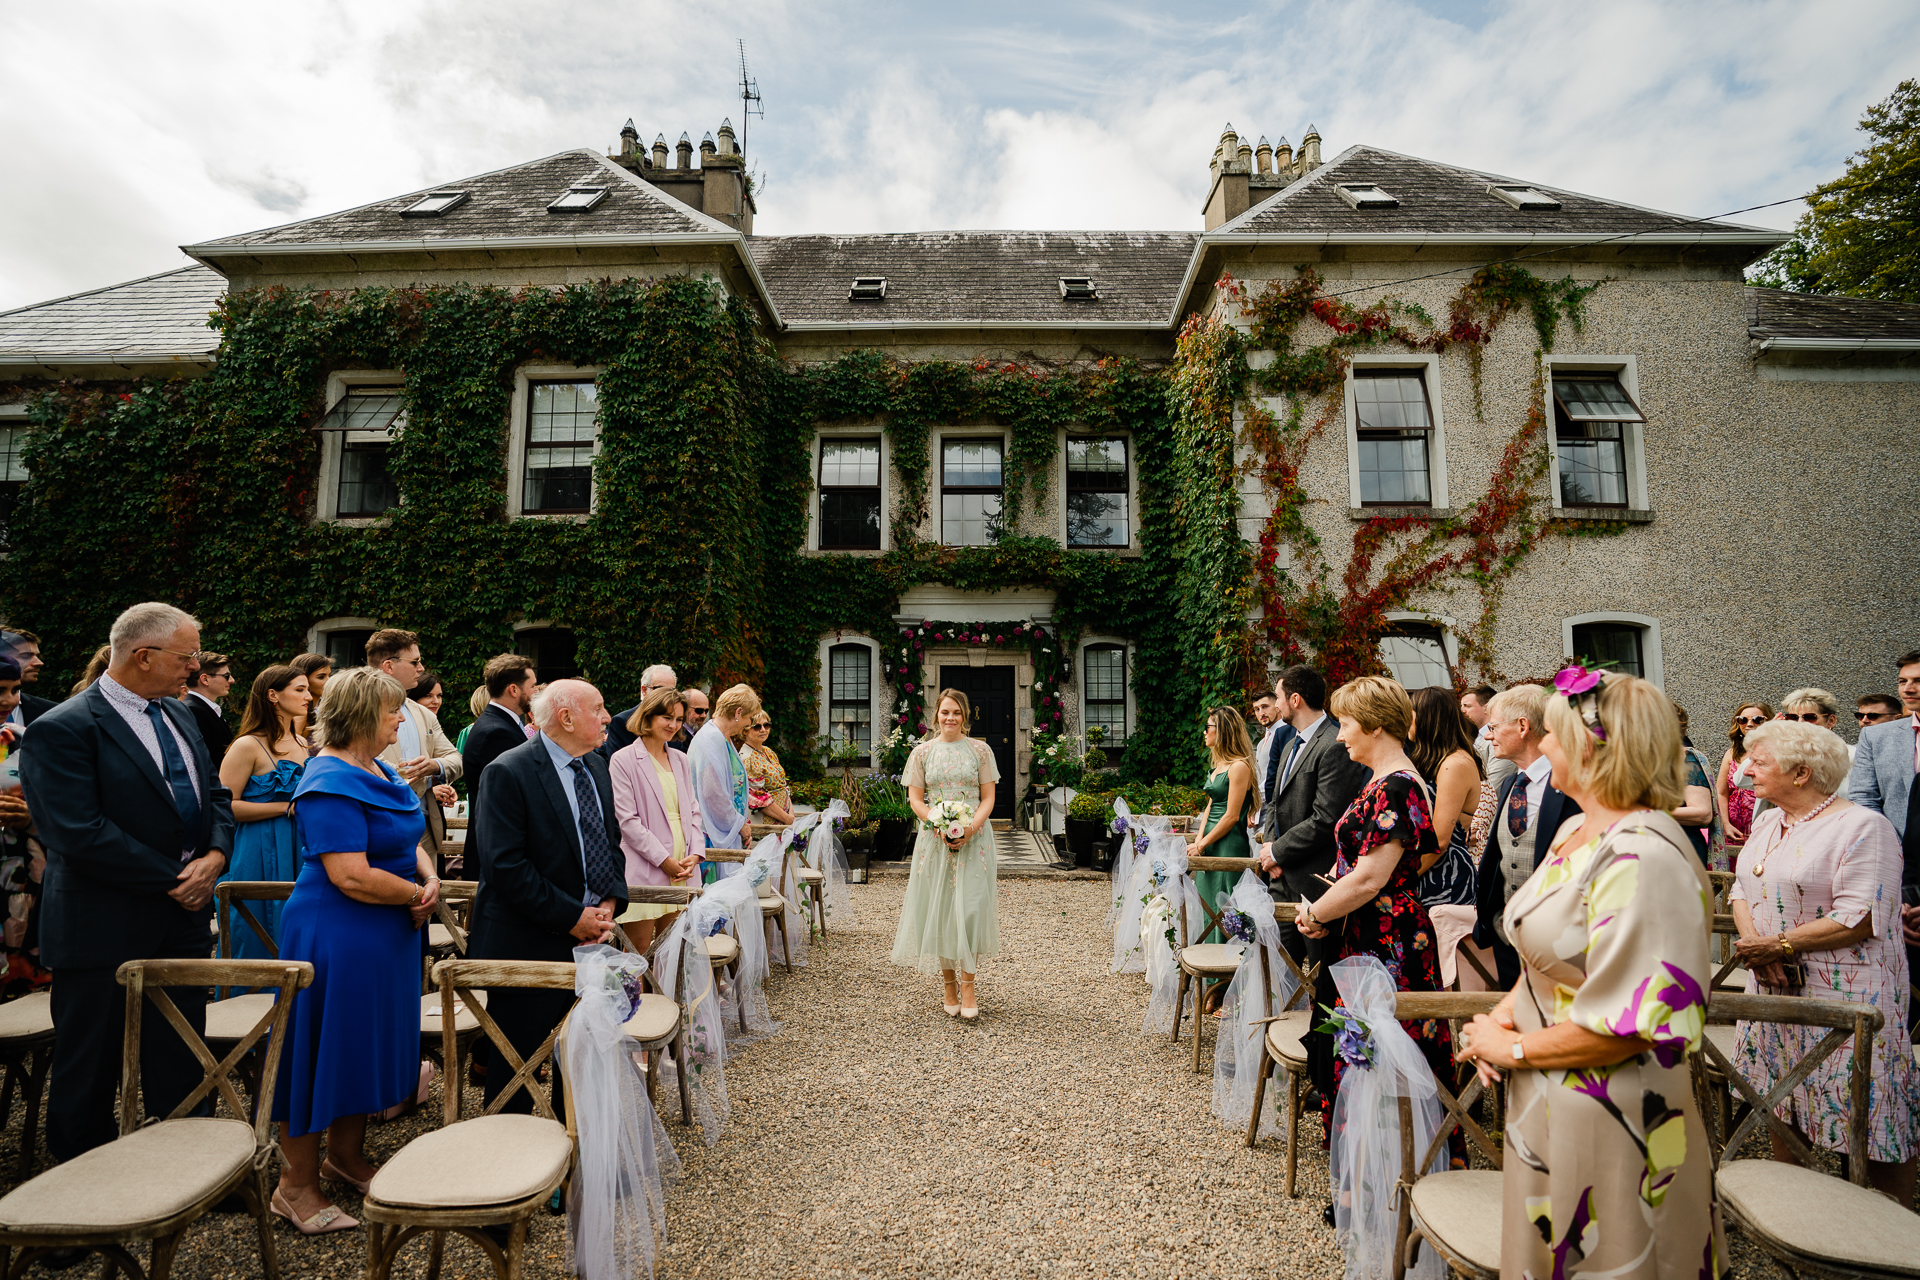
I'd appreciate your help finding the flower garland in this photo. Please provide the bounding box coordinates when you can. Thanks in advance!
[881,620,1070,751]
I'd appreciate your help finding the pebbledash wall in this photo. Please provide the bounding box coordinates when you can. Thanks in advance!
[2,120,1917,798]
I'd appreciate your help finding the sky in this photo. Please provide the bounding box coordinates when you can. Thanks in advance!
[1,0,1915,312]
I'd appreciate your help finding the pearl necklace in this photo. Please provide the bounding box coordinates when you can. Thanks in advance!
[1752,792,1838,877]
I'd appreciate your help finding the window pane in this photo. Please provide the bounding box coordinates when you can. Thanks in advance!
[519,628,580,684]
[820,490,882,549]
[820,439,880,487]
[1357,433,1430,505]
[1571,623,1643,678]
[941,491,1000,546]
[1378,626,1451,687]
[525,449,594,512]
[1557,423,1627,506]
[322,630,374,669]
[1354,371,1431,431]
[1066,491,1128,547]
[828,646,872,751]
[530,382,599,443]
[338,442,398,517]
[0,427,28,484]
[942,440,1002,488]
[1083,646,1127,743]
[1067,437,1127,478]
[1553,376,1642,422]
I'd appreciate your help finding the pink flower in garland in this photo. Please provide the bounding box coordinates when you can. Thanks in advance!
[916,722,927,733]
[995,635,1004,644]
[898,713,909,724]
[905,683,915,692]
[1053,711,1062,722]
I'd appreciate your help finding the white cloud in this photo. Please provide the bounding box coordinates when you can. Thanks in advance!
[2,0,1913,310]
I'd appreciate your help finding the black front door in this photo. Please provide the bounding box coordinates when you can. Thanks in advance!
[937,665,1015,819]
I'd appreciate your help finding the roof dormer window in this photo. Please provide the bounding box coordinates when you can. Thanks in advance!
[547,186,609,213]
[1489,185,1563,211]
[1336,183,1399,210]
[849,277,888,301]
[401,191,469,218]
[1059,277,1098,300]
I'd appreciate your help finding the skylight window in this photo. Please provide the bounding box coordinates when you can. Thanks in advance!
[401,191,469,218]
[1489,184,1563,211]
[1336,184,1399,210]
[849,277,888,301]
[1059,277,1098,300]
[547,186,610,213]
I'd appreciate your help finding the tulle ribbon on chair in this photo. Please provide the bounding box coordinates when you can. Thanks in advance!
[647,894,734,1146]
[800,799,854,928]
[712,836,781,1038]
[767,816,811,968]
[1211,871,1297,1139]
[1107,800,1173,972]
[1138,837,1196,1033]
[1327,956,1446,1280]
[566,944,681,1280]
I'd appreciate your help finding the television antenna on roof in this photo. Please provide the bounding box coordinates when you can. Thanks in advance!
[737,41,764,149]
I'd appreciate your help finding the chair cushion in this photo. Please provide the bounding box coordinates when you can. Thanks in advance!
[622,993,680,1046]
[0,991,53,1040]
[421,990,488,1035]
[367,1114,572,1210]
[1718,1158,1920,1275]
[0,1118,254,1232]
[795,867,824,884]
[759,892,787,915]
[1265,1009,1313,1067]
[1700,1023,1737,1074]
[204,993,278,1044]
[704,934,740,965]
[1407,1170,1504,1276]
[1179,943,1246,974]
[428,923,455,949]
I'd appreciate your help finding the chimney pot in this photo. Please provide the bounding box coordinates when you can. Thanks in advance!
[653,133,670,167]
[1300,125,1322,169]
[619,118,639,162]
[1256,136,1273,175]
[1237,142,1253,170]
[676,132,694,169]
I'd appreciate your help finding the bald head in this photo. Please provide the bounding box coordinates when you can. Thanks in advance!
[531,679,610,756]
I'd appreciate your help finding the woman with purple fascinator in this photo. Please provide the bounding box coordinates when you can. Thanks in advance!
[1453,666,1724,1278]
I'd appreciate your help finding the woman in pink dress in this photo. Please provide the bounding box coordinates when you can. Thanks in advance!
[608,688,705,951]
[1715,700,1772,863]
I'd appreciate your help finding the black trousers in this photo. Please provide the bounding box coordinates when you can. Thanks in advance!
[481,987,572,1116]
[48,913,211,1162]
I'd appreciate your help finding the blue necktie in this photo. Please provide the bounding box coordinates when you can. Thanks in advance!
[569,758,624,900]
[143,702,201,843]
[1507,778,1530,839]
[1279,735,1307,790]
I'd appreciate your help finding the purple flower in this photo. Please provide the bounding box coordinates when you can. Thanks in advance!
[905,682,915,692]
[1334,1023,1372,1068]
[1219,907,1256,945]
[1109,816,1128,835]
[1555,664,1603,696]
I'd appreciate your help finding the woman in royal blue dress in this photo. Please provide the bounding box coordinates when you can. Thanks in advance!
[215,665,312,961]
[272,667,440,1234]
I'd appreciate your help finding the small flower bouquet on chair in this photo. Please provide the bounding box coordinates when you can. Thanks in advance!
[923,800,974,849]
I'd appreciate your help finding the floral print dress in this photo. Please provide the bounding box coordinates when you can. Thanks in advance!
[1502,811,1723,1280]
[1312,770,1451,1125]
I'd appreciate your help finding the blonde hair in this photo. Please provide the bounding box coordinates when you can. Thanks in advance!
[467,684,489,718]
[1487,683,1549,740]
[1742,721,1851,796]
[1328,675,1414,742]
[317,666,407,751]
[1206,705,1255,769]
[1543,673,1685,811]
[713,683,762,720]
[935,688,972,731]
[1781,687,1840,718]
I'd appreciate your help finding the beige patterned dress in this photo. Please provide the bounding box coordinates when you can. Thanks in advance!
[1501,810,1724,1280]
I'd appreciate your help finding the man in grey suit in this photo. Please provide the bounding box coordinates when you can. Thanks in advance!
[1254,664,1368,960]
[19,603,234,1161]
[1848,648,1920,967]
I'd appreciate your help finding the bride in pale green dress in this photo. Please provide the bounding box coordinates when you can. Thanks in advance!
[890,689,999,1019]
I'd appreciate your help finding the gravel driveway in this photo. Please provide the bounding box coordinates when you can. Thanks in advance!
[0,876,1793,1276]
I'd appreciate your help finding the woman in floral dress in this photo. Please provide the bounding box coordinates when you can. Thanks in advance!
[890,690,998,1019]
[1296,676,1450,1129]
[1458,669,1722,1280]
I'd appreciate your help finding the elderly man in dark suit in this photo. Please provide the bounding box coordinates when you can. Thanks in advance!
[1254,665,1367,960]
[468,678,626,1113]
[19,602,234,1161]
[1473,682,1582,988]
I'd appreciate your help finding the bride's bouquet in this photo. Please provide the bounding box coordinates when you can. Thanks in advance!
[923,799,974,848]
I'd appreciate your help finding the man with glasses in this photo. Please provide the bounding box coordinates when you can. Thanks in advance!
[367,629,463,860]
[672,687,710,753]
[1858,695,1902,730]
[183,651,234,760]
[1851,651,1920,996]
[18,602,234,1163]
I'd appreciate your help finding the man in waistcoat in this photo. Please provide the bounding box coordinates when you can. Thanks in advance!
[1848,648,1920,1002]
[1472,682,1582,989]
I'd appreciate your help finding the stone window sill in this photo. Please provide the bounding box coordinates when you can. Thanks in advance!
[1552,507,1654,524]
[1348,506,1456,521]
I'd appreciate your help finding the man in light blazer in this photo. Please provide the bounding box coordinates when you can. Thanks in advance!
[366,628,463,857]
[19,603,235,1161]
[1848,648,1920,966]
[1254,665,1367,960]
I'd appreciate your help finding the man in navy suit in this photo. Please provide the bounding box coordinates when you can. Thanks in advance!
[462,655,538,805]
[19,603,234,1161]
[1848,648,1920,974]
[469,679,627,1113]
[600,663,678,762]
[1473,682,1581,988]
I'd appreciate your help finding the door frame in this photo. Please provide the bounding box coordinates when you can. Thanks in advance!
[935,663,1016,819]
[916,644,1033,811]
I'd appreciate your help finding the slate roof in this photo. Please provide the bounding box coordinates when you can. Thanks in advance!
[1745,287,1920,343]
[188,149,732,251]
[1221,146,1785,239]
[0,265,223,360]
[748,232,1198,326]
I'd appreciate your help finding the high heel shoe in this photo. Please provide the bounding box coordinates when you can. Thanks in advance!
[271,1187,359,1235]
[941,976,960,1017]
[958,975,978,1020]
[319,1157,372,1196]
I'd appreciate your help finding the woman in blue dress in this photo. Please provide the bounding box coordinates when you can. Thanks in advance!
[272,667,439,1234]
[215,665,311,962]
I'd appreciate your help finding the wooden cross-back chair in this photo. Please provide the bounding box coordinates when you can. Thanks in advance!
[0,992,54,1182]
[1391,990,1507,1280]
[363,959,581,1280]
[1234,904,1333,1198]
[0,958,311,1280]
[704,844,799,976]
[207,882,297,1097]
[1174,857,1322,1075]
[1694,990,1920,1279]
[424,879,480,985]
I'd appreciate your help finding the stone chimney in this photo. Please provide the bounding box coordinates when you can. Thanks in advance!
[1206,124,1329,228]
[1256,137,1273,175]
[1273,136,1293,174]
[1300,124,1322,171]
[1203,122,1253,231]
[619,119,640,165]
[608,118,757,234]
[676,132,693,169]
[699,131,717,162]
[653,133,669,168]
[716,118,738,158]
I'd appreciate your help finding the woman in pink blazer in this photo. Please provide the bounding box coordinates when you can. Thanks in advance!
[608,688,705,949]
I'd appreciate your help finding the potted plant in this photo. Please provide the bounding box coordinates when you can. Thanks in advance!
[864,774,915,859]
[1064,790,1114,868]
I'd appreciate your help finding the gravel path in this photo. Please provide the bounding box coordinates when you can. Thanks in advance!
[0,877,1793,1276]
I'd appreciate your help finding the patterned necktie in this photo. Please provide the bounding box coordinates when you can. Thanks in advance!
[568,758,624,900]
[143,702,201,842]
[1507,777,1530,839]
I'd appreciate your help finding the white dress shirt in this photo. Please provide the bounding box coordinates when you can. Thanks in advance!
[98,673,201,796]
[1517,752,1552,814]
[1280,712,1327,791]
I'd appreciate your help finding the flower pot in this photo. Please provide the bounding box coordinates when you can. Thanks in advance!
[1091,829,1126,874]
[844,826,876,853]
[1064,817,1103,868]
[875,817,913,860]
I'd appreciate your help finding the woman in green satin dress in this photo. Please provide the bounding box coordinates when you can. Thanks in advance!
[1189,706,1257,944]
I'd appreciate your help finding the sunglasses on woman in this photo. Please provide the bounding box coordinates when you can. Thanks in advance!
[1780,713,1826,723]
[1734,716,1767,726]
